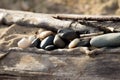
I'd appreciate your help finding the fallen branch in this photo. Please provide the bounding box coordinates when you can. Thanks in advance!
[0,9,88,32]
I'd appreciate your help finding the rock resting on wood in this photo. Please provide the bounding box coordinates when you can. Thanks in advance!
[0,9,120,56]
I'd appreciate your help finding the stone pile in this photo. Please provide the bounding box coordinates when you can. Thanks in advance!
[18,28,120,50]
[18,29,90,50]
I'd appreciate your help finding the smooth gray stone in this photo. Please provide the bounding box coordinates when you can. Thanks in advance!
[45,45,56,51]
[54,34,65,48]
[30,38,41,48]
[90,33,120,47]
[40,36,54,49]
[59,31,78,40]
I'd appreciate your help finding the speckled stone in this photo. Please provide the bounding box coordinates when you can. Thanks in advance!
[45,45,56,51]
[30,38,41,48]
[68,38,80,48]
[38,31,54,40]
[54,34,65,48]
[40,36,54,49]
[90,33,120,47]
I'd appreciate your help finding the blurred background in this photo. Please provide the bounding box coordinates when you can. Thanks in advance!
[0,0,120,15]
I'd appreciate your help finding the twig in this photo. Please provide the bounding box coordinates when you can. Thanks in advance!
[0,9,88,32]
[80,32,104,38]
[53,14,120,21]
[78,20,115,33]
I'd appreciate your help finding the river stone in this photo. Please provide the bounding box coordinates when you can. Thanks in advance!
[90,33,120,47]
[40,36,54,49]
[77,39,90,47]
[45,45,56,51]
[30,38,41,48]
[59,30,78,41]
[38,31,54,40]
[68,38,80,49]
[18,37,31,49]
[53,34,65,48]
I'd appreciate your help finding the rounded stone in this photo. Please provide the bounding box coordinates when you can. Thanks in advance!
[38,31,54,40]
[53,34,65,48]
[59,31,78,40]
[45,45,56,51]
[90,33,120,47]
[30,38,41,48]
[68,38,80,49]
[77,39,90,47]
[17,37,30,49]
[40,36,54,49]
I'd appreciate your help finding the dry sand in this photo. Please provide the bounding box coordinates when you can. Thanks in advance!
[0,24,40,49]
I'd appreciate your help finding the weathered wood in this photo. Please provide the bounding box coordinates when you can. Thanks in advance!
[0,9,88,32]
[53,14,120,21]
[9,47,86,55]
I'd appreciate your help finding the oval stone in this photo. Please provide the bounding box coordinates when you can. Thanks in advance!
[45,45,56,51]
[54,34,65,48]
[18,37,30,49]
[40,36,54,49]
[30,38,41,48]
[77,39,90,47]
[38,31,54,40]
[59,31,78,40]
[90,33,120,47]
[68,38,80,48]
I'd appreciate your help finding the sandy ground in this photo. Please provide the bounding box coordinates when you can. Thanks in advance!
[0,24,40,49]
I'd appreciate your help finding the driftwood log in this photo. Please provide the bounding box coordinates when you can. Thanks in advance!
[0,9,120,80]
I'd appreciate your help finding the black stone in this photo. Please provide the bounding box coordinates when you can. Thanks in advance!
[54,34,66,48]
[45,45,56,51]
[77,39,90,47]
[59,31,78,41]
[40,36,54,49]
[30,38,41,48]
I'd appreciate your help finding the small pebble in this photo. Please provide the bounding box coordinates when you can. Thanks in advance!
[38,31,54,40]
[45,45,56,51]
[90,33,120,47]
[18,37,30,49]
[54,34,65,48]
[68,38,80,48]
[77,39,90,47]
[59,30,78,40]
[40,36,54,49]
[30,38,41,48]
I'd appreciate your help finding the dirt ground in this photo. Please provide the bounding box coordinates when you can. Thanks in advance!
[0,0,120,15]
